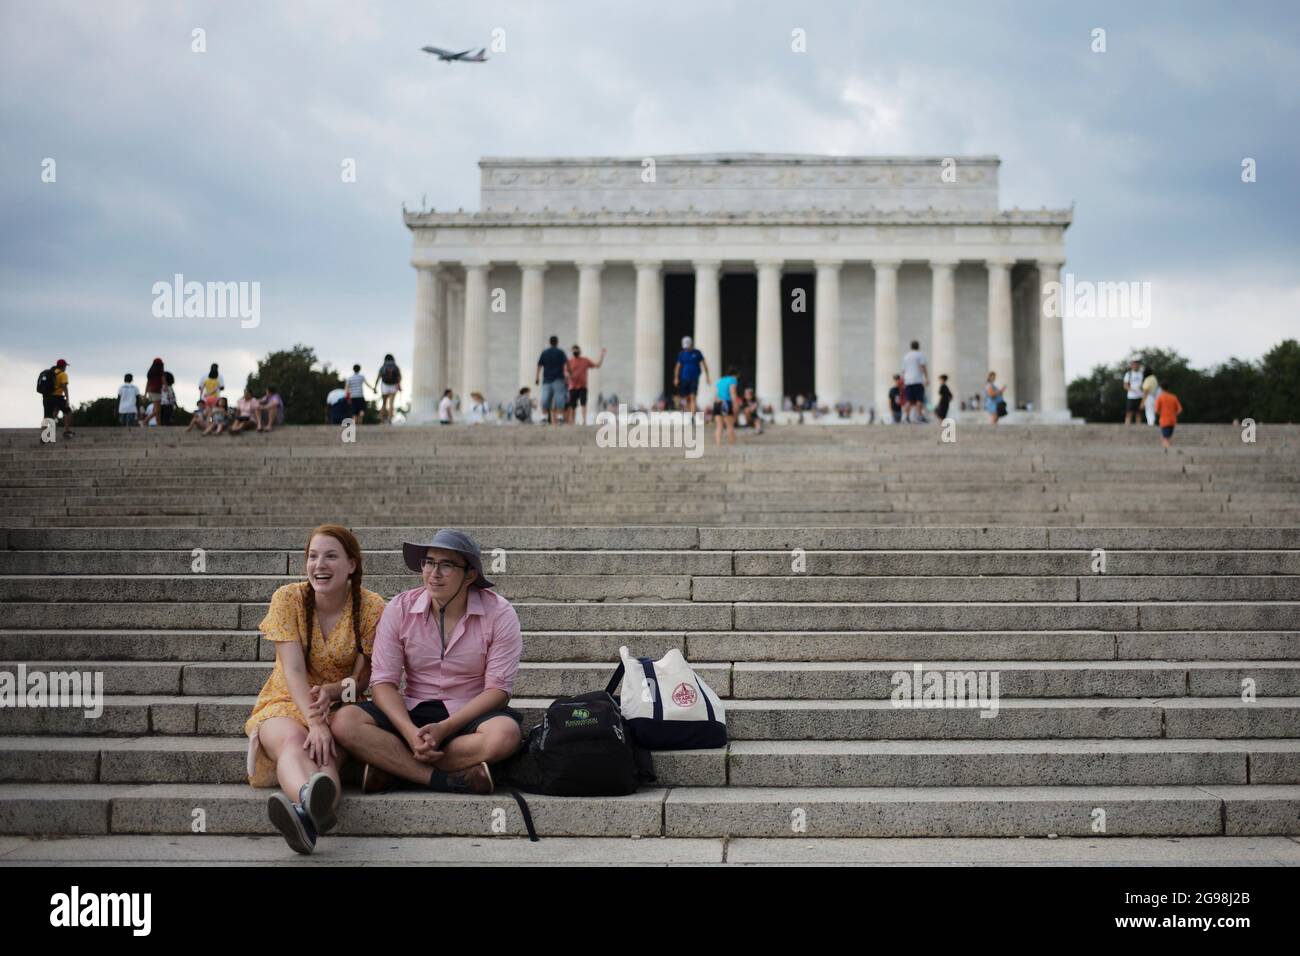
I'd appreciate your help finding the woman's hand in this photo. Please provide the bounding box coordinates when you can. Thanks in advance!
[303,720,336,765]
[306,684,331,721]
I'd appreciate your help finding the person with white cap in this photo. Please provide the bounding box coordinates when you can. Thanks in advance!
[673,335,710,413]
[1122,357,1145,424]
[331,529,524,795]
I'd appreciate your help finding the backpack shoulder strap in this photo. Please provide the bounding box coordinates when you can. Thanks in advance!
[502,787,538,842]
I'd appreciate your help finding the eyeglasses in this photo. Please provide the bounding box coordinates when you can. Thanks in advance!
[421,558,468,575]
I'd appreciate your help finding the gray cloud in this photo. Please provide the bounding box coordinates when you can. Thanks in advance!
[2,0,1297,424]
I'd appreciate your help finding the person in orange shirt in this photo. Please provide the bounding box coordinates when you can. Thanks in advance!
[1154,388,1183,449]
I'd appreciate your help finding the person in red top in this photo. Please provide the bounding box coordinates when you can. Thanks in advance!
[1154,388,1183,450]
[565,344,606,424]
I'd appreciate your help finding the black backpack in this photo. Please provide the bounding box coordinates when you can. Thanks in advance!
[497,690,655,841]
[379,362,400,385]
[36,367,57,396]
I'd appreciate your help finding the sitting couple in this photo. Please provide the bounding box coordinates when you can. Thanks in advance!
[244,524,525,855]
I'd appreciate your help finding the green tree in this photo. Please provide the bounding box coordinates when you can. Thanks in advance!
[71,396,120,427]
[1255,339,1300,424]
[1067,340,1297,423]
[245,345,350,426]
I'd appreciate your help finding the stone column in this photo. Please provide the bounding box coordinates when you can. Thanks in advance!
[517,262,547,391]
[409,264,443,424]
[461,262,490,400]
[1038,257,1068,417]
[872,259,901,415]
[692,260,722,385]
[576,261,604,421]
[633,260,663,408]
[444,277,461,395]
[986,257,1016,405]
[755,259,783,410]
[929,259,958,408]
[814,260,843,406]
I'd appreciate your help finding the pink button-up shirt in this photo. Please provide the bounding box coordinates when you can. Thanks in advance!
[370,584,523,712]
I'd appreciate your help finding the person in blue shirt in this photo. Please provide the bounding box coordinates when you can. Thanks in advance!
[673,336,710,413]
[534,335,569,425]
[713,366,741,446]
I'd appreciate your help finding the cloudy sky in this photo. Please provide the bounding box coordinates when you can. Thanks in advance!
[2,0,1297,425]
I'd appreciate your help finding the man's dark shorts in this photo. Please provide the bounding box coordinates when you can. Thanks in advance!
[43,395,70,419]
[904,383,925,404]
[677,377,699,397]
[1125,397,1142,413]
[565,387,588,409]
[1161,425,1175,438]
[349,699,523,744]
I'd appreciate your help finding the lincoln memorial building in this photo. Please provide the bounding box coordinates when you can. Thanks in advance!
[403,153,1072,421]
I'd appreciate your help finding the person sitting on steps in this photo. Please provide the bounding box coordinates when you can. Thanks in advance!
[331,528,524,798]
[244,524,386,855]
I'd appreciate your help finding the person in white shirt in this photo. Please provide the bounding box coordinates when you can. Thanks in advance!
[117,374,140,427]
[325,387,347,425]
[1122,358,1145,424]
[438,389,454,425]
[345,365,368,424]
[466,391,488,424]
[900,341,929,424]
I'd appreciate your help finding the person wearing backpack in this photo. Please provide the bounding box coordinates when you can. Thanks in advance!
[373,353,402,424]
[512,386,534,423]
[331,529,524,796]
[37,359,73,438]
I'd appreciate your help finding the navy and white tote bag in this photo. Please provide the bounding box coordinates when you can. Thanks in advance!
[604,645,727,749]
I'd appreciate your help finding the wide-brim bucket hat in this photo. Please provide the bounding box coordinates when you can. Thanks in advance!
[402,528,495,588]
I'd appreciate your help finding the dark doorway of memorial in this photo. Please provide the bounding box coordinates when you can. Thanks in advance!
[782,272,815,404]
[719,272,757,396]
[663,272,694,401]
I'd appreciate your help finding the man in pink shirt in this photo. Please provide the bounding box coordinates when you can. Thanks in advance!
[332,529,523,795]
[564,344,606,424]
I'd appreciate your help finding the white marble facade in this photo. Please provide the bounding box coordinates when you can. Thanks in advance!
[405,154,1071,422]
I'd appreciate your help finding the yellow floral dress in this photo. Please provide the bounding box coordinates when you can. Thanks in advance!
[245,581,386,787]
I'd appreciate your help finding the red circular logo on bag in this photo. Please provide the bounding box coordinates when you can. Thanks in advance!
[671,682,698,707]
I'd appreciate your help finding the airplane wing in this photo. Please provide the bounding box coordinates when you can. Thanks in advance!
[421,45,472,59]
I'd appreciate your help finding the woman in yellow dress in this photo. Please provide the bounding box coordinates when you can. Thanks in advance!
[245,524,386,854]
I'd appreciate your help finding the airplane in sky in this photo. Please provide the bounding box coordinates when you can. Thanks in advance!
[421,45,488,63]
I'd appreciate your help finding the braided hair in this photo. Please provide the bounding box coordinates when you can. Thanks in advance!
[301,524,366,673]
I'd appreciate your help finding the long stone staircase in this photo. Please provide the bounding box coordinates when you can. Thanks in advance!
[1,423,1298,849]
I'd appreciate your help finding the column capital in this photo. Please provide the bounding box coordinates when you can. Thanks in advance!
[985,256,1016,269]
[755,258,784,271]
[692,259,722,270]
[518,260,549,272]
[633,259,663,271]
[871,258,902,270]
[814,259,843,271]
[575,260,605,272]
[928,258,960,270]
[462,259,491,273]
[1037,257,1066,269]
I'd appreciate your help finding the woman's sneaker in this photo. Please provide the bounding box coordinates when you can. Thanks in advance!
[299,773,339,834]
[267,792,317,855]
